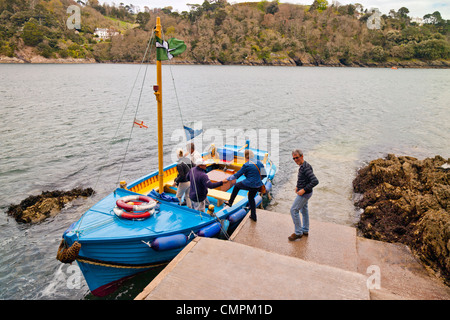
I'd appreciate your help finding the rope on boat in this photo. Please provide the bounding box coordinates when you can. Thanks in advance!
[76,256,168,269]
[56,240,81,264]
[56,239,166,269]
[116,31,157,184]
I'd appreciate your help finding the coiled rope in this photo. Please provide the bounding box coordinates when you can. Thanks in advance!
[56,239,167,269]
[56,240,81,264]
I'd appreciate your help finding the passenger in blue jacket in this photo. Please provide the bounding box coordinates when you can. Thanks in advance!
[289,149,319,241]
[225,150,266,222]
[187,158,227,212]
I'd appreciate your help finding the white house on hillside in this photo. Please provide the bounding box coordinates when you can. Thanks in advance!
[94,28,119,40]
[410,17,424,25]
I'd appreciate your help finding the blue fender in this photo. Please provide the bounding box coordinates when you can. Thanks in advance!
[255,195,262,207]
[151,234,187,251]
[198,222,221,237]
[228,208,247,223]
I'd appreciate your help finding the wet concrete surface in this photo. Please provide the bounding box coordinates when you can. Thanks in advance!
[139,237,370,300]
[234,209,450,300]
[232,209,359,273]
[137,209,450,300]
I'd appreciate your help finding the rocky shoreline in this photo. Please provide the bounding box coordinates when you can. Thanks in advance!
[353,154,450,285]
[0,55,96,64]
[2,54,450,68]
[7,188,95,224]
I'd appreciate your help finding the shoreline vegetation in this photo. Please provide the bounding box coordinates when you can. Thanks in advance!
[2,54,450,68]
[1,0,449,67]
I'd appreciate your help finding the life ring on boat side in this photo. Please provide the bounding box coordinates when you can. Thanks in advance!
[113,207,154,220]
[116,195,156,212]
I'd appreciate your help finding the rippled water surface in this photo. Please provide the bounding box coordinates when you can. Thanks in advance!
[0,64,449,299]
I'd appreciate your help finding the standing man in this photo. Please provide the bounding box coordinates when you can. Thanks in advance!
[289,149,319,241]
[225,150,266,222]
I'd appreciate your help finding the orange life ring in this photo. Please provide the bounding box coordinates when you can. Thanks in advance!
[113,207,153,220]
[114,195,156,220]
[116,195,156,212]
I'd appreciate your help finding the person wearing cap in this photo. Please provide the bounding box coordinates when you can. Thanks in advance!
[187,158,228,212]
[224,150,266,222]
[174,148,192,207]
[289,149,319,241]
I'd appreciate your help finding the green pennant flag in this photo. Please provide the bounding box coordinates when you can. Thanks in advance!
[156,37,187,61]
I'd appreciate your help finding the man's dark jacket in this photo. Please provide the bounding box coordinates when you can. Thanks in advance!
[296,161,319,194]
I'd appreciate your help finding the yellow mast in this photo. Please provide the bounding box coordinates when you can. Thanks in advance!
[154,17,164,192]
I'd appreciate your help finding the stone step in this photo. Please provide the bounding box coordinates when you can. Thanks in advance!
[233,209,450,300]
[138,237,370,300]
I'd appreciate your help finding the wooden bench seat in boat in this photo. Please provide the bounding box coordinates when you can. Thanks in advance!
[164,183,245,207]
[143,176,245,207]
[207,189,244,207]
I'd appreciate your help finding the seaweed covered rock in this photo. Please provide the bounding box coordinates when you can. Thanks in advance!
[353,154,450,284]
[7,188,94,224]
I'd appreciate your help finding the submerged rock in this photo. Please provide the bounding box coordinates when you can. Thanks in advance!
[353,154,450,284]
[7,188,94,224]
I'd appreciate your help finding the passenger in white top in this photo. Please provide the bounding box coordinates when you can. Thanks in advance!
[185,142,202,166]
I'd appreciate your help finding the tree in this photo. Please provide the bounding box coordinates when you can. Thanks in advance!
[423,11,443,25]
[214,8,227,26]
[266,1,279,14]
[136,11,150,29]
[370,45,386,62]
[309,0,328,13]
[397,7,409,19]
[414,39,450,60]
[22,19,44,46]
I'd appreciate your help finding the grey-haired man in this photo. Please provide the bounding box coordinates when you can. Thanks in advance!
[289,149,319,241]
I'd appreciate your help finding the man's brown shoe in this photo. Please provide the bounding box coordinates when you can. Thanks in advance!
[288,233,302,241]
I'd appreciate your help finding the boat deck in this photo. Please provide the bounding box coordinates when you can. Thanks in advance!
[136,209,450,300]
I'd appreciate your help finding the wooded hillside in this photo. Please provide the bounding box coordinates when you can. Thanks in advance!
[1,0,449,67]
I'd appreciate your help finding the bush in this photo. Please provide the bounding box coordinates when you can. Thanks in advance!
[22,20,44,46]
[390,44,415,59]
[0,40,14,57]
[37,42,54,58]
[67,43,85,58]
[414,39,450,60]
[370,46,387,62]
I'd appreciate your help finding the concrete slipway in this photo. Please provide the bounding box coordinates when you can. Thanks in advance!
[135,209,450,300]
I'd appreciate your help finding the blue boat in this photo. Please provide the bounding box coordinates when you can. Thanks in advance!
[56,18,277,297]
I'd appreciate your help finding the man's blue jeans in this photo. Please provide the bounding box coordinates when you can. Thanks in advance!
[290,192,312,235]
